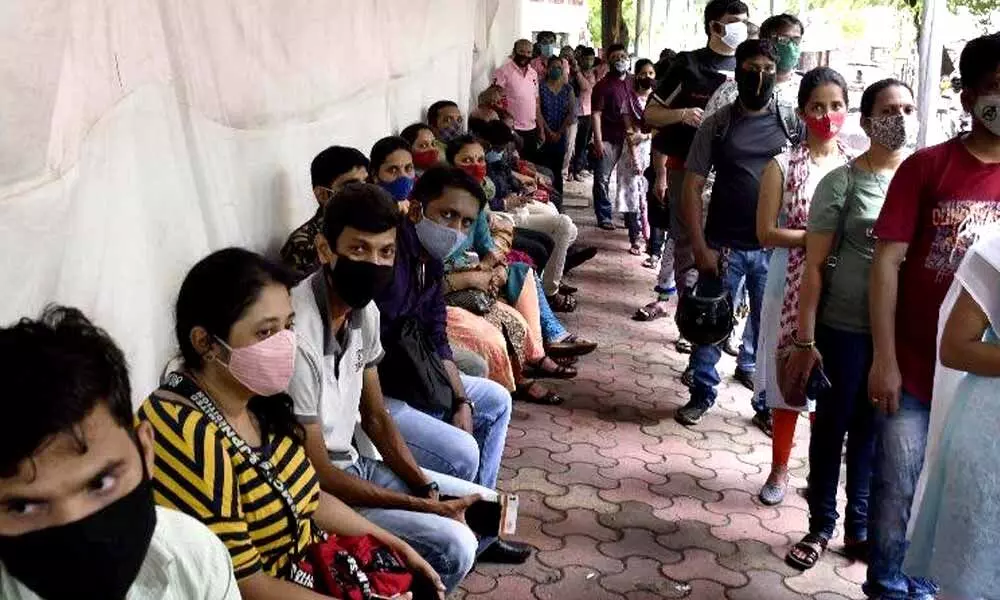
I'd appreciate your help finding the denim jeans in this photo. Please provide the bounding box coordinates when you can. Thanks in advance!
[687,247,768,408]
[345,456,496,592]
[386,373,511,490]
[864,391,938,600]
[807,324,876,541]
[592,141,623,225]
[624,212,642,245]
[536,273,569,343]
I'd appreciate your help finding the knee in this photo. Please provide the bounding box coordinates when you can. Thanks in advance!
[472,379,512,422]
[435,525,478,591]
[557,215,577,239]
[445,432,481,482]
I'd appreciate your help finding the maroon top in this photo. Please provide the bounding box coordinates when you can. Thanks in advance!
[591,74,633,146]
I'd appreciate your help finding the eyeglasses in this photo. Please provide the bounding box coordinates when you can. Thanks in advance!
[773,34,802,45]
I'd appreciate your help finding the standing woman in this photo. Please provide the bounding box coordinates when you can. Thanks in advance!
[782,79,917,570]
[618,58,656,256]
[538,55,577,203]
[754,67,852,506]
[905,233,1000,599]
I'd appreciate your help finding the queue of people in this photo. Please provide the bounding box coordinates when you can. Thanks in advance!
[0,14,998,600]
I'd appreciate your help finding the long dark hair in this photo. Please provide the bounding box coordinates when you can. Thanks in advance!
[175,247,303,444]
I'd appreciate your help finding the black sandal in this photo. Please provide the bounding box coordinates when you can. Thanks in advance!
[546,334,598,358]
[786,533,828,571]
[633,301,668,322]
[514,381,564,405]
[547,293,578,313]
[523,358,577,380]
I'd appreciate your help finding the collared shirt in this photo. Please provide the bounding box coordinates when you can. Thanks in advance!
[592,74,633,146]
[288,273,384,467]
[0,507,241,600]
[280,206,324,283]
[492,59,539,132]
[374,220,453,361]
[575,70,597,116]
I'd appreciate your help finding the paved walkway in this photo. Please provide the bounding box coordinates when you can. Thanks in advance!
[457,183,867,599]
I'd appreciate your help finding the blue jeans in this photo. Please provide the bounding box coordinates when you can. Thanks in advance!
[592,141,623,225]
[537,273,569,343]
[345,456,495,592]
[387,373,511,490]
[864,391,938,600]
[807,324,876,541]
[687,247,768,408]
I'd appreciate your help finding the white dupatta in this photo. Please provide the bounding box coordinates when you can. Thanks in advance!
[909,230,1000,536]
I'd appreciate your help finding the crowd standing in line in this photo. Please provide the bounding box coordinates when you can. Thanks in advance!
[0,12,998,600]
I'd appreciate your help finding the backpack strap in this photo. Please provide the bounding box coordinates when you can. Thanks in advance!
[777,101,803,147]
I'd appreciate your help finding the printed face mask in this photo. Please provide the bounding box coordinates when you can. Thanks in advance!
[719,21,749,50]
[414,216,468,261]
[612,59,629,74]
[438,122,464,143]
[974,94,1000,136]
[868,113,918,151]
[804,112,846,141]
[217,329,297,396]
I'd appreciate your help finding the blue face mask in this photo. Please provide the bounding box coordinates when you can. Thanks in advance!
[541,43,555,58]
[379,176,414,202]
[485,150,505,164]
[414,216,467,261]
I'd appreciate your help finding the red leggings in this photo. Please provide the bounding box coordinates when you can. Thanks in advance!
[771,408,815,469]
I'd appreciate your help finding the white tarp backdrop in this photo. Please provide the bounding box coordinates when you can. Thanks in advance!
[0,0,520,404]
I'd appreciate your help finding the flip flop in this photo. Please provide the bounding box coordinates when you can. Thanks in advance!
[514,382,565,405]
[546,334,598,358]
[633,301,668,322]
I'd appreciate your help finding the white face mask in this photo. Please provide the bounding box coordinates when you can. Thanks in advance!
[718,21,748,50]
[974,94,1000,136]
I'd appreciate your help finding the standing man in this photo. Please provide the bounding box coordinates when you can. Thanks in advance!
[638,0,749,333]
[865,32,1000,600]
[530,32,570,83]
[570,47,598,180]
[591,43,633,230]
[674,39,798,427]
[493,40,541,161]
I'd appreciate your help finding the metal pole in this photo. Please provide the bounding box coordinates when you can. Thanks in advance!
[917,0,944,147]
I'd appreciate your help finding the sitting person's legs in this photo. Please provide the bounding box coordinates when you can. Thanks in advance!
[513,228,553,270]
[519,212,578,297]
[453,346,489,379]
[385,397,481,483]
[457,373,512,490]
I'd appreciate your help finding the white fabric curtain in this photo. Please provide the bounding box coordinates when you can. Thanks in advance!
[0,0,519,404]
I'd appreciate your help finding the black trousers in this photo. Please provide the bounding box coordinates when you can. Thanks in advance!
[516,129,541,163]
[537,140,566,209]
[513,227,554,271]
[571,115,593,174]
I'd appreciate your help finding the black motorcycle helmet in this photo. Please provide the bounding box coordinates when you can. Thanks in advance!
[675,275,735,346]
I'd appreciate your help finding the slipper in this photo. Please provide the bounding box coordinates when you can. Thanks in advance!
[598,222,616,231]
[558,283,579,295]
[758,474,788,506]
[547,293,577,313]
[642,255,661,269]
[546,334,598,358]
[514,382,565,405]
[522,359,577,380]
[629,244,643,256]
[633,301,668,322]
[786,533,828,571]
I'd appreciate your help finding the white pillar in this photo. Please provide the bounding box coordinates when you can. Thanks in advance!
[917,0,945,147]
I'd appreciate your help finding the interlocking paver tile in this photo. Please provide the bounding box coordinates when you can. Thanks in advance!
[536,534,627,573]
[661,548,749,587]
[545,484,620,514]
[473,211,867,600]
[598,527,683,562]
[598,501,680,535]
[650,472,724,504]
[542,507,620,542]
[726,569,809,599]
[599,478,674,510]
[600,557,687,598]
[600,457,668,485]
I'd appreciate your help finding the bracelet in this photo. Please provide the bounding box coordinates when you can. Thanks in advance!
[792,337,816,349]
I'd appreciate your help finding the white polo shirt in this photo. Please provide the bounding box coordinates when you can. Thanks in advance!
[288,272,383,468]
[0,507,240,600]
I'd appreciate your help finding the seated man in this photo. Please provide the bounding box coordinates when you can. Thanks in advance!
[288,180,530,594]
[0,306,239,600]
[281,145,369,281]
[428,99,466,159]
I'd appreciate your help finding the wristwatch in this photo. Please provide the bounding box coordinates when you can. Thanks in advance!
[415,481,439,499]
[453,396,476,413]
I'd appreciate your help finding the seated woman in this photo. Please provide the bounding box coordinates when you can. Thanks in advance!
[400,123,443,175]
[469,85,506,123]
[472,119,581,312]
[138,248,442,600]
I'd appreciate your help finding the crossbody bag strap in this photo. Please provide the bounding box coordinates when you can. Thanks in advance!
[825,161,856,272]
[159,372,317,546]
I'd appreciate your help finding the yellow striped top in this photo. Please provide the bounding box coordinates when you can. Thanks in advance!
[138,392,321,581]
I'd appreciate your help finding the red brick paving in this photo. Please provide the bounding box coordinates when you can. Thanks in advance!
[455,194,866,599]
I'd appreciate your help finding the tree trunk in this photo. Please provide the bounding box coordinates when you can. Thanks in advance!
[635,0,648,56]
[601,0,624,50]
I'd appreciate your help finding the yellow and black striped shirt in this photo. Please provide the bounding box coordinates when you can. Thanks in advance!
[138,393,321,580]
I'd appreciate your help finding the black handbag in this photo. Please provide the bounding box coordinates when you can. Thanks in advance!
[378,317,453,413]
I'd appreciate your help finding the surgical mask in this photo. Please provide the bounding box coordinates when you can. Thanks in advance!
[327,256,393,309]
[974,94,1000,136]
[459,162,488,184]
[379,175,415,202]
[736,67,776,111]
[485,149,505,164]
[868,113,918,151]
[0,459,157,600]
[216,329,296,396]
[775,38,801,73]
[804,112,846,141]
[438,122,464,143]
[637,77,655,90]
[412,148,440,170]
[548,66,563,81]
[541,43,555,58]
[612,59,629,74]
[415,216,467,261]
[718,21,749,50]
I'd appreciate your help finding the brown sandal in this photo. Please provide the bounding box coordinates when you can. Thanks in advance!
[547,293,578,313]
[514,381,564,405]
[523,358,577,380]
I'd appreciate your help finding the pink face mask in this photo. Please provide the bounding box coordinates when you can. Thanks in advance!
[216,329,296,396]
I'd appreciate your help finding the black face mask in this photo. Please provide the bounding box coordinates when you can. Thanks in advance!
[513,55,531,68]
[0,467,157,600]
[735,67,776,111]
[328,255,394,309]
[637,77,655,90]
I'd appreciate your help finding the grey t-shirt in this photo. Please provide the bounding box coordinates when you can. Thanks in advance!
[686,105,792,250]
[808,162,891,333]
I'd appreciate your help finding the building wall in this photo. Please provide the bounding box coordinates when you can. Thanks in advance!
[521,0,589,46]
